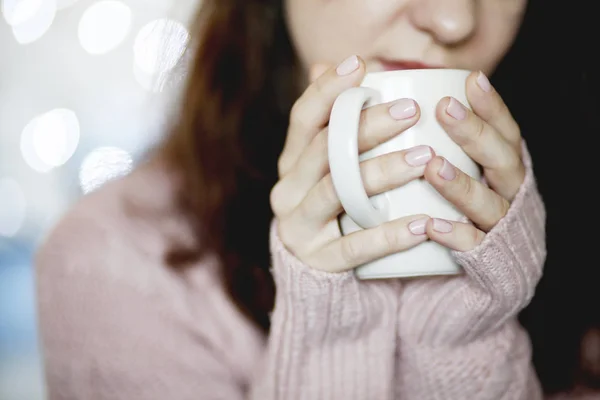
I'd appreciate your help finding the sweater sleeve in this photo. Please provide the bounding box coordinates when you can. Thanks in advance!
[36,216,244,400]
[36,214,400,400]
[396,141,546,399]
[248,221,400,399]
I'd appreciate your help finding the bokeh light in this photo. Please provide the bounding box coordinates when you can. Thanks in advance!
[1,0,43,26]
[133,18,189,92]
[6,0,57,44]
[78,0,131,55]
[78,146,133,193]
[1,1,195,398]
[20,109,80,173]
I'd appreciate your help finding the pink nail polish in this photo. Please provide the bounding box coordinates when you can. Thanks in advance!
[432,218,453,233]
[404,145,432,166]
[446,98,467,120]
[389,99,416,120]
[336,55,359,76]
[438,158,457,180]
[476,71,492,93]
[408,218,428,235]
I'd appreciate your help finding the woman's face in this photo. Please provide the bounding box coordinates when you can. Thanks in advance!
[285,0,527,76]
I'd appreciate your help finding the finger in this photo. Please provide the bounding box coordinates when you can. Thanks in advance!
[436,96,525,200]
[306,214,430,272]
[465,71,521,150]
[426,218,485,252]
[287,146,432,225]
[302,97,419,185]
[357,98,419,152]
[424,157,510,232]
[309,64,330,83]
[274,99,420,214]
[278,55,366,177]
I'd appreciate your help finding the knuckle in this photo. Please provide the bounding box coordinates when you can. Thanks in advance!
[380,225,404,251]
[316,175,340,209]
[296,197,313,222]
[313,129,329,158]
[473,118,486,142]
[296,184,328,223]
[499,197,511,219]
[277,156,289,177]
[304,130,330,177]
[358,105,397,149]
[480,195,509,231]
[469,226,484,247]
[501,151,522,173]
[358,107,373,139]
[277,218,298,250]
[312,75,327,95]
[513,126,523,146]
[289,99,309,129]
[269,182,286,216]
[340,238,361,263]
[365,155,392,189]
[457,173,476,208]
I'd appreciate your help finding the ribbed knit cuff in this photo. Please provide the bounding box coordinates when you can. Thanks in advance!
[451,140,546,340]
[397,321,542,400]
[254,220,399,399]
[399,141,546,345]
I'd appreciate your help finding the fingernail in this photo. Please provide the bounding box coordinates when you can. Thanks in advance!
[404,145,432,166]
[438,158,457,180]
[476,71,492,93]
[408,218,428,235]
[336,55,359,76]
[446,98,467,120]
[432,218,453,233]
[389,98,416,120]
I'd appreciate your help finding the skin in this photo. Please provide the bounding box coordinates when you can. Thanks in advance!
[285,0,527,75]
[271,0,528,272]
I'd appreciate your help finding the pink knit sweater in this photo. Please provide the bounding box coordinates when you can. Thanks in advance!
[34,146,593,399]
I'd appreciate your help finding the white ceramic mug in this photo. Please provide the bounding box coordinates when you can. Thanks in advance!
[328,69,481,279]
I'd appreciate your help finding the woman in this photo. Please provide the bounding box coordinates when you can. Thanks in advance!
[35,0,596,398]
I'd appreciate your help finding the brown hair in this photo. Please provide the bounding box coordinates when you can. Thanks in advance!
[161,0,299,332]
[158,0,595,394]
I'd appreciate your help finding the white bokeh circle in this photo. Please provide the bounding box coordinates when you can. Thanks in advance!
[20,108,80,173]
[1,0,42,26]
[78,0,132,55]
[133,18,189,76]
[78,146,133,194]
[7,0,57,44]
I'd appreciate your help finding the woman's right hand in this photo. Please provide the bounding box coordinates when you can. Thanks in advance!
[270,55,433,273]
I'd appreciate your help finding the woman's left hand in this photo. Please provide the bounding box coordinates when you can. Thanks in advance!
[397,71,545,347]
[424,71,525,251]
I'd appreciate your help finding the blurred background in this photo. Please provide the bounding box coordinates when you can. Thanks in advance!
[1,0,599,398]
[0,0,197,398]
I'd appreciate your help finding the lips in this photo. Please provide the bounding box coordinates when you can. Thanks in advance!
[376,58,445,71]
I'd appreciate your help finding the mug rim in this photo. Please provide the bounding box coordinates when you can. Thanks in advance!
[364,68,471,78]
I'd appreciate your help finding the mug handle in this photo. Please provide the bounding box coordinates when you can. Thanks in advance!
[328,87,387,229]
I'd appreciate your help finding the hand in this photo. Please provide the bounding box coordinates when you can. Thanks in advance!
[423,71,526,251]
[393,72,541,346]
[271,56,432,273]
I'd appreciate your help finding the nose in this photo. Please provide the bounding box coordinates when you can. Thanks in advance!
[408,0,476,45]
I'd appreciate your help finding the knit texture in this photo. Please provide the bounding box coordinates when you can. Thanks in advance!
[35,145,592,399]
